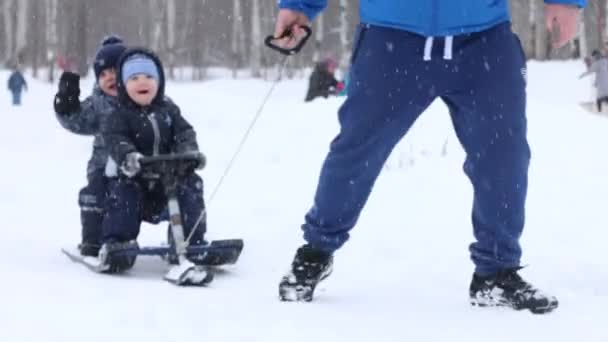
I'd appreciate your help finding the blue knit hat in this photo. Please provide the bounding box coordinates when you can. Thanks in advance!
[93,35,127,79]
[121,54,160,84]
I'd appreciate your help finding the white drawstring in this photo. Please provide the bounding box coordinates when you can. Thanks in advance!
[423,36,454,61]
[423,37,434,61]
[443,36,453,60]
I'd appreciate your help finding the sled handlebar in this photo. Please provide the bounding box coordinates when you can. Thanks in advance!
[264,26,312,56]
[139,151,206,168]
[139,152,206,182]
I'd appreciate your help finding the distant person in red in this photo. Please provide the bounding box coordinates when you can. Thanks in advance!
[304,57,345,102]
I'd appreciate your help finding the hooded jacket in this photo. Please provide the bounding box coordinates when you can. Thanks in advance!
[102,48,199,175]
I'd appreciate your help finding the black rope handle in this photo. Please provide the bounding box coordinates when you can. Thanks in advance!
[264,26,312,55]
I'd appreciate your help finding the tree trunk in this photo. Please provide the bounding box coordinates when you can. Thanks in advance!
[509,0,533,58]
[584,0,603,55]
[579,15,589,58]
[14,0,28,66]
[3,0,14,64]
[30,0,41,77]
[250,0,262,77]
[338,0,349,71]
[231,0,244,78]
[46,0,58,82]
[150,0,164,53]
[166,0,176,79]
[534,0,549,60]
[312,13,324,62]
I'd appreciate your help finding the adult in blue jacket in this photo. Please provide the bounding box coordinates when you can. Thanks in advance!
[275,0,584,313]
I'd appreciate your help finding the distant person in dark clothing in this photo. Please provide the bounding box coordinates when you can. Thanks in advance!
[7,68,27,105]
[304,57,345,102]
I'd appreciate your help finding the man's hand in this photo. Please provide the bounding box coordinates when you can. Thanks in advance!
[272,9,310,50]
[545,4,580,49]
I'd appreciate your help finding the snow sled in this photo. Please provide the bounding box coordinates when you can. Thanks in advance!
[63,151,244,286]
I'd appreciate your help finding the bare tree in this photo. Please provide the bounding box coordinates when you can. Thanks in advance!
[149,0,165,53]
[231,0,246,78]
[338,0,349,70]
[533,0,549,60]
[312,13,324,62]
[29,0,42,77]
[45,0,58,81]
[510,0,533,57]
[583,0,605,55]
[3,0,14,64]
[14,0,28,66]
[250,0,262,77]
[166,0,176,79]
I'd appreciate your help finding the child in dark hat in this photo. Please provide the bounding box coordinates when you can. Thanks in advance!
[99,47,207,272]
[53,35,127,257]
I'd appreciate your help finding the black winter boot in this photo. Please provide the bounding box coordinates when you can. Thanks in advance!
[78,242,101,257]
[470,267,558,314]
[279,244,333,302]
[98,240,139,274]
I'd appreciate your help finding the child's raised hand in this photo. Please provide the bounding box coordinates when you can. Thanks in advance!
[54,71,81,115]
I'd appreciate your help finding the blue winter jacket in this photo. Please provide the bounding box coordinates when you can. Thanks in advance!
[278,0,586,37]
[7,71,27,93]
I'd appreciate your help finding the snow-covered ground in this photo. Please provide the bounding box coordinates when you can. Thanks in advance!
[0,61,606,341]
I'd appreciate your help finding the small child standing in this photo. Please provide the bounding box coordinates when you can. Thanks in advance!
[580,50,608,112]
[54,36,127,256]
[100,48,207,272]
[7,67,27,105]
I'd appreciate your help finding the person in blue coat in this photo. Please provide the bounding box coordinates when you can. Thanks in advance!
[274,0,584,313]
[7,67,27,105]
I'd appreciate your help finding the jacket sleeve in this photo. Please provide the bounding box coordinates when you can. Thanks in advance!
[54,96,101,136]
[101,110,137,166]
[544,0,586,7]
[278,0,327,20]
[170,104,199,153]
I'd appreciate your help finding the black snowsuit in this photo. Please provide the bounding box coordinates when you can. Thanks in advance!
[305,61,340,102]
[101,48,206,245]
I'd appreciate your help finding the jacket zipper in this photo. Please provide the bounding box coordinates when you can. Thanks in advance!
[147,112,161,156]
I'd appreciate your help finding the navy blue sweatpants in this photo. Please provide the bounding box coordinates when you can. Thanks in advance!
[102,173,207,245]
[302,23,530,276]
[78,170,107,246]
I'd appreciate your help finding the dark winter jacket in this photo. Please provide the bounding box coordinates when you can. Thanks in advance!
[55,86,120,179]
[305,61,339,102]
[102,48,199,176]
[7,71,27,93]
